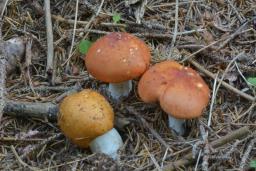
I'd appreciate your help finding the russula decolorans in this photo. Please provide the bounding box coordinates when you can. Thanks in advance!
[58,89,123,159]
[85,32,151,100]
[138,61,210,135]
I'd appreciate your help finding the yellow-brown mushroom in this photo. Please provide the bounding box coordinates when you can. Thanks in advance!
[58,89,123,159]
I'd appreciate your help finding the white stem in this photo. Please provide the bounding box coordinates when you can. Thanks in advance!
[89,128,123,160]
[108,80,132,100]
[168,115,185,135]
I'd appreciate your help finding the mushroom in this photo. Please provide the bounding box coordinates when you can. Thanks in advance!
[85,32,151,101]
[138,61,210,135]
[58,89,123,159]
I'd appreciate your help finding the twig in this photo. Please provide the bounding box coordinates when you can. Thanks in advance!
[182,40,220,62]
[0,137,43,142]
[125,106,173,153]
[188,59,255,101]
[65,0,79,66]
[208,72,219,128]
[52,14,170,31]
[8,84,81,94]
[0,41,6,122]
[51,14,127,28]
[72,28,204,40]
[239,138,256,169]
[201,127,210,171]
[143,143,161,171]
[53,14,204,36]
[4,100,59,120]
[0,0,8,121]
[161,126,250,170]
[44,0,55,85]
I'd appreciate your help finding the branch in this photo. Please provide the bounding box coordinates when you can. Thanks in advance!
[4,100,58,120]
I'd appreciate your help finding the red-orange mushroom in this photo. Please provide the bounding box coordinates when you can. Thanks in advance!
[85,32,151,100]
[138,61,210,135]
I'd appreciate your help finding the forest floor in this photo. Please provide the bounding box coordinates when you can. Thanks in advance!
[0,0,256,170]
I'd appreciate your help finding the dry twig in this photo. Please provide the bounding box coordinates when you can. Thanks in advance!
[0,0,8,122]
[44,0,55,84]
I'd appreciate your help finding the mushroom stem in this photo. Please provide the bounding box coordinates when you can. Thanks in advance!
[168,115,185,135]
[89,128,123,160]
[108,80,132,100]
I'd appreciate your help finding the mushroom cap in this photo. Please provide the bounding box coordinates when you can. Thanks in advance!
[138,60,183,103]
[160,79,210,119]
[58,89,114,148]
[138,60,210,119]
[85,32,151,83]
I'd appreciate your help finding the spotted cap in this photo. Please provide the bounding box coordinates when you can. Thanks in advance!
[85,32,151,83]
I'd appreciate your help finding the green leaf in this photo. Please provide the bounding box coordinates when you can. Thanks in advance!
[250,160,256,168]
[247,77,256,86]
[112,13,121,24]
[79,39,92,55]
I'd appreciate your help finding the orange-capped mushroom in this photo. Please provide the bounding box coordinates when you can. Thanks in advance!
[58,89,123,159]
[85,32,151,100]
[138,61,210,135]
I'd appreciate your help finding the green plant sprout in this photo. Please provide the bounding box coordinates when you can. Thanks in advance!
[112,13,121,24]
[79,39,92,55]
[250,160,256,168]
